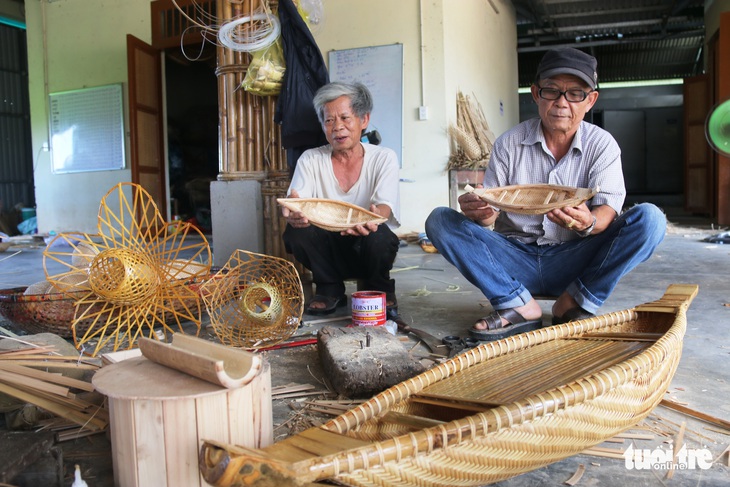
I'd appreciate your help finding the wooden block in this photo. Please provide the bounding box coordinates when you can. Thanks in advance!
[317,326,425,398]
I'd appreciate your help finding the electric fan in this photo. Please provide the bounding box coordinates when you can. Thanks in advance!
[706,98,730,156]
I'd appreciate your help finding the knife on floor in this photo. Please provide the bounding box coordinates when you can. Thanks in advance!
[393,318,448,357]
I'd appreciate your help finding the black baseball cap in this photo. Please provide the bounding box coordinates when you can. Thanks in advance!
[536,48,598,89]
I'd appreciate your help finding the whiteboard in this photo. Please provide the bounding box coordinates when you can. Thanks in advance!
[49,83,126,174]
[328,44,403,165]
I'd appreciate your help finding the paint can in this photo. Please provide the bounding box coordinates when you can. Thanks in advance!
[351,291,386,326]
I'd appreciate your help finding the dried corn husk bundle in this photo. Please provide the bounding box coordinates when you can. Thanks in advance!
[447,91,496,170]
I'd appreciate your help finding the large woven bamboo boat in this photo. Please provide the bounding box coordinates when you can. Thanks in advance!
[465,183,598,214]
[199,284,698,487]
[277,198,387,232]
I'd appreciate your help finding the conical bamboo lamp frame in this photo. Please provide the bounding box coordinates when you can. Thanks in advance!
[201,249,303,349]
[43,183,211,356]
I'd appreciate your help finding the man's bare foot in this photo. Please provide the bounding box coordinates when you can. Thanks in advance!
[473,298,542,330]
[552,292,579,318]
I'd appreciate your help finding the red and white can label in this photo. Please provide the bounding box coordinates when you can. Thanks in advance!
[351,291,386,326]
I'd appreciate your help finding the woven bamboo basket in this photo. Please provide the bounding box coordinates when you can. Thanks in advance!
[200,250,303,349]
[465,183,599,214]
[200,284,698,487]
[0,283,205,338]
[276,198,387,232]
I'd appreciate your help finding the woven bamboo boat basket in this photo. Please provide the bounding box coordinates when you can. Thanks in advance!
[466,183,599,214]
[276,198,387,232]
[199,284,698,487]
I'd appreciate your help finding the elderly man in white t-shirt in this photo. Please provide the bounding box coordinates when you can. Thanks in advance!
[282,82,401,316]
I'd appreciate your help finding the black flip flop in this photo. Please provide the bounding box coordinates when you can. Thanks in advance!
[305,294,347,316]
[469,308,543,341]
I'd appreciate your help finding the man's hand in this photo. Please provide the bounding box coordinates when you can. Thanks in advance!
[341,203,387,236]
[548,203,592,232]
[458,185,500,226]
[282,189,310,228]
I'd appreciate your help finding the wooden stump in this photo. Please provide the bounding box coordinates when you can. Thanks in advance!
[317,326,425,398]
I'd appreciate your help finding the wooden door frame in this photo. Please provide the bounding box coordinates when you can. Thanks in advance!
[127,34,167,218]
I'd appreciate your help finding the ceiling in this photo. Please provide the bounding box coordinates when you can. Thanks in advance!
[511,0,706,87]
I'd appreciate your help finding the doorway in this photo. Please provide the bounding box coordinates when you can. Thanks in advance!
[164,54,218,233]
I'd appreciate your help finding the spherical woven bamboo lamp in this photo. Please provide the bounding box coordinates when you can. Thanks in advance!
[201,249,303,349]
[43,183,211,356]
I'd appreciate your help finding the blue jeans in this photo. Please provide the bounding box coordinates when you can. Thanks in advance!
[424,203,666,314]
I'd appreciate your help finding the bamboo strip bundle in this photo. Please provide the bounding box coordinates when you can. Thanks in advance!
[447,91,496,170]
[0,344,107,432]
[264,95,287,173]
[261,177,291,260]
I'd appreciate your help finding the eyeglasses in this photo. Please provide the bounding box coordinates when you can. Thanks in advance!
[538,87,594,103]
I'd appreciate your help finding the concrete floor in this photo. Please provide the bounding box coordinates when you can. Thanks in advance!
[1,212,729,486]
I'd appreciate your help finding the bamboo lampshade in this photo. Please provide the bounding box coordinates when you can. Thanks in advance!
[43,183,211,356]
[201,249,303,349]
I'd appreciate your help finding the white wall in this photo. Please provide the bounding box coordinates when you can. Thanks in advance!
[24,0,153,234]
[23,0,518,235]
[313,0,518,233]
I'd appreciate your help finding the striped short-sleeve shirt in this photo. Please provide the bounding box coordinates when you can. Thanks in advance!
[484,118,625,245]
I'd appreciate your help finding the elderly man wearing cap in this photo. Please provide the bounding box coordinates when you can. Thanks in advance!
[425,47,666,341]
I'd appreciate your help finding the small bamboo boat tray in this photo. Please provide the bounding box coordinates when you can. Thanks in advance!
[276,198,387,232]
[465,183,598,214]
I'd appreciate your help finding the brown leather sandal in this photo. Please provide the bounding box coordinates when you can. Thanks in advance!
[468,308,543,341]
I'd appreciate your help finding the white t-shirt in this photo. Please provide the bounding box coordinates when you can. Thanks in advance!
[288,143,401,227]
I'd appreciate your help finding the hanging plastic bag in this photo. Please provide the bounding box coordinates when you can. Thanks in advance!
[242,38,285,96]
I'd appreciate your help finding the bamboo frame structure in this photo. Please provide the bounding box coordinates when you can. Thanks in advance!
[216,0,287,178]
[200,249,303,348]
[42,183,211,356]
[199,284,698,487]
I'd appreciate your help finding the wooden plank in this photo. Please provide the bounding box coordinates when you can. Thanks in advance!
[109,399,139,487]
[228,379,255,447]
[197,392,233,486]
[101,348,143,365]
[0,360,98,370]
[381,411,446,429]
[134,399,168,487]
[666,421,686,480]
[0,382,105,430]
[0,369,71,397]
[163,399,200,487]
[659,399,730,430]
[252,363,273,448]
[283,428,370,456]
[0,362,95,392]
